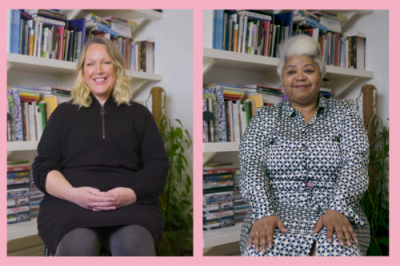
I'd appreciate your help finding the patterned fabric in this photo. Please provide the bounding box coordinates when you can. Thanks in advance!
[238,96,370,256]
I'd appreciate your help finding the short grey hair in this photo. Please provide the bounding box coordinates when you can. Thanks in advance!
[276,34,326,80]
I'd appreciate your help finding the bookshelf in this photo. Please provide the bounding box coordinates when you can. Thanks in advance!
[6,9,163,242]
[203,224,242,248]
[202,10,386,252]
[8,219,38,241]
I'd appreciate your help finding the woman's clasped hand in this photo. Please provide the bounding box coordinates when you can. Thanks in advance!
[68,187,137,212]
[248,210,358,253]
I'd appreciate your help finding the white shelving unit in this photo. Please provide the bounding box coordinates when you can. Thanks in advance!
[203,10,377,250]
[203,47,374,99]
[203,224,242,248]
[203,142,240,164]
[7,219,38,241]
[7,9,163,242]
[7,53,162,82]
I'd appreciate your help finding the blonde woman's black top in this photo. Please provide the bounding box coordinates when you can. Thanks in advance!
[32,93,169,254]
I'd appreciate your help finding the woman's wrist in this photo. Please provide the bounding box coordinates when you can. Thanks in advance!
[65,187,78,203]
[126,188,137,204]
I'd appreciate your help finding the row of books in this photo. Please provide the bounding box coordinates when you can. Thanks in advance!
[7,86,67,142]
[317,32,366,70]
[203,162,250,230]
[7,160,44,224]
[212,10,366,70]
[8,9,155,73]
[203,82,336,143]
[203,83,284,143]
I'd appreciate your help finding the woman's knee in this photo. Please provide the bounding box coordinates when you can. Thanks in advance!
[107,225,155,256]
[55,228,101,256]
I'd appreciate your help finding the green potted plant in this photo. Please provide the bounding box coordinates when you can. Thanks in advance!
[356,86,389,256]
[146,87,193,256]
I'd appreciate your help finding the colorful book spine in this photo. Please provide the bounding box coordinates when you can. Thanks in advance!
[7,88,24,141]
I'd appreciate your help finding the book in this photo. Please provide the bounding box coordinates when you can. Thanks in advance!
[7,87,24,141]
[203,168,234,175]
[237,11,272,21]
[203,86,227,142]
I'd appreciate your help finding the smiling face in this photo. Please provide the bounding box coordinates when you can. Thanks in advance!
[282,55,321,107]
[83,44,116,104]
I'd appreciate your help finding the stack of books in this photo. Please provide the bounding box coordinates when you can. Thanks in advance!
[7,160,32,224]
[8,9,156,72]
[232,170,250,223]
[203,162,235,231]
[29,172,44,219]
[211,10,366,70]
[7,86,64,142]
[320,79,334,98]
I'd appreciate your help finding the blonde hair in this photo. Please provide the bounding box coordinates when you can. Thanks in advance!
[276,34,326,80]
[71,37,132,107]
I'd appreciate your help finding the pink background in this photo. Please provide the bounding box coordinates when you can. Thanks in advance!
[2,0,398,264]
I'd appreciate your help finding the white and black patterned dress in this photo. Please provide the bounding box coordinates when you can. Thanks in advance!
[238,96,370,256]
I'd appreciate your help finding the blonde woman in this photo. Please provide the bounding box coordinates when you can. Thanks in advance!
[33,37,169,256]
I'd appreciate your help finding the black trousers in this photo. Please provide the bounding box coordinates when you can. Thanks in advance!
[55,225,155,256]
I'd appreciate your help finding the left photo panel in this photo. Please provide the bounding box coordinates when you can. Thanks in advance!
[6,9,193,256]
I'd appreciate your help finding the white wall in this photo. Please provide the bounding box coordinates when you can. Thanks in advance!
[340,10,389,129]
[133,10,194,197]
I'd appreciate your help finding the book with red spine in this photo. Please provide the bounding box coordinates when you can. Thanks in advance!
[203,168,234,175]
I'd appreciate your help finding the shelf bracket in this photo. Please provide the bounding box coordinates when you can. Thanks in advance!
[7,151,13,158]
[7,63,13,72]
[332,77,358,98]
[203,152,216,165]
[130,17,147,34]
[203,58,216,76]
[131,80,147,98]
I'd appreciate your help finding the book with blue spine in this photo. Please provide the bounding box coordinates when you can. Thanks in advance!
[11,10,21,54]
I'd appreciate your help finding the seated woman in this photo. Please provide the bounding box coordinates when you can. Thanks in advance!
[238,34,370,256]
[32,37,169,256]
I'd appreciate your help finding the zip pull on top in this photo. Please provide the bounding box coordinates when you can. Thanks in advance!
[100,105,106,138]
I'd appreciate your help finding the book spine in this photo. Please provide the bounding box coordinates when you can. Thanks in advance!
[38,22,43,57]
[10,89,24,141]
[33,16,66,27]
[241,16,248,53]
[203,168,234,175]
[222,12,227,50]
[207,98,214,142]
[12,10,21,54]
[7,166,31,172]
[18,18,25,54]
[237,11,271,21]
[24,21,29,55]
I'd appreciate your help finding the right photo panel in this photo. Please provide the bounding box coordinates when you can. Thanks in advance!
[202,10,389,256]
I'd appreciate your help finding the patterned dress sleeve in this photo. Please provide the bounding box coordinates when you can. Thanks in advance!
[238,107,276,220]
[328,103,369,225]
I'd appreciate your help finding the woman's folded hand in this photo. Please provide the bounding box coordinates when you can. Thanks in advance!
[312,209,358,247]
[91,187,137,211]
[68,187,116,211]
[248,215,288,253]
